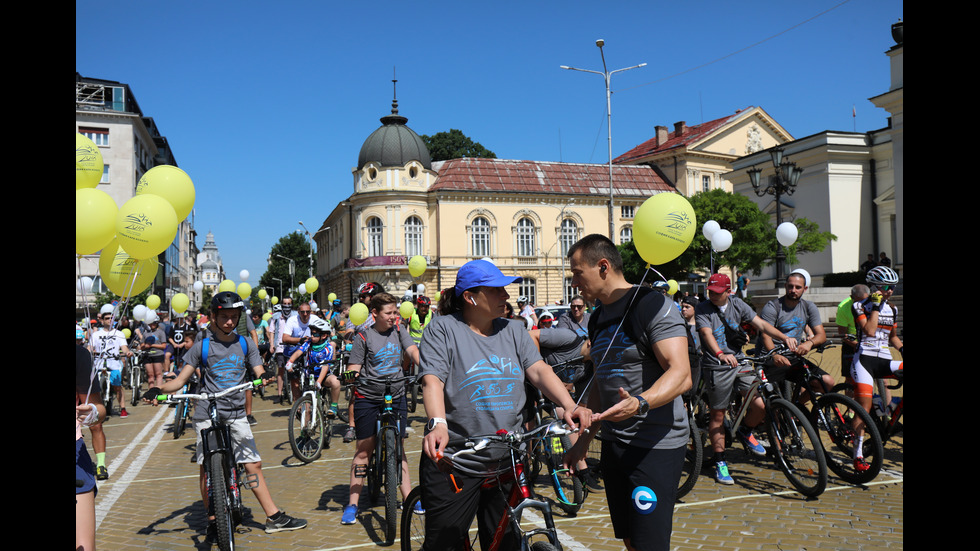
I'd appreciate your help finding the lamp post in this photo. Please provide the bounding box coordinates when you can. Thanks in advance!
[562,39,646,240]
[747,146,803,288]
[271,254,295,292]
[271,277,283,302]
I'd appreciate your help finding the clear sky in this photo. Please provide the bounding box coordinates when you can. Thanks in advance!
[76,0,903,292]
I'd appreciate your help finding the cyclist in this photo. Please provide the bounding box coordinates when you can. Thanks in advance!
[141,310,168,390]
[836,284,870,380]
[849,266,903,471]
[695,273,798,485]
[517,295,538,330]
[269,301,291,403]
[419,259,589,550]
[76,342,106,551]
[89,304,134,421]
[143,291,307,539]
[166,313,197,377]
[404,295,433,346]
[283,317,342,416]
[536,309,555,329]
[343,283,384,442]
[339,291,420,525]
[556,294,591,338]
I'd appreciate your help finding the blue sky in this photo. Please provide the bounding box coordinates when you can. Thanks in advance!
[76,0,903,291]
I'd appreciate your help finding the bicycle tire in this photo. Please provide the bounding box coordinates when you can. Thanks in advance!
[811,393,883,484]
[407,381,417,413]
[400,486,424,551]
[831,382,896,443]
[288,395,326,463]
[530,541,560,551]
[130,365,142,406]
[383,427,400,543]
[173,399,187,439]
[102,373,114,416]
[765,398,827,497]
[209,452,236,551]
[547,433,583,515]
[676,417,703,500]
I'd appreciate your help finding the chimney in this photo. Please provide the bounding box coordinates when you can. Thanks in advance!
[656,125,669,146]
[674,121,687,137]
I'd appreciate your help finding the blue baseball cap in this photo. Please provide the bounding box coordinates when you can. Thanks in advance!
[454,259,522,296]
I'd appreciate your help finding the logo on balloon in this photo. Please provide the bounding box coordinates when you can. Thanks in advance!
[631,486,657,514]
[122,212,153,232]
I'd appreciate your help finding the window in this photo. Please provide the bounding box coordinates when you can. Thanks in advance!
[560,219,577,257]
[405,216,424,257]
[367,217,384,256]
[516,218,536,257]
[79,127,109,146]
[621,205,635,219]
[100,165,110,184]
[470,216,491,257]
[703,175,711,193]
[620,225,633,245]
[564,277,574,304]
[519,277,536,306]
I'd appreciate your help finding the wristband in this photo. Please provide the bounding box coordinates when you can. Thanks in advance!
[716,350,725,358]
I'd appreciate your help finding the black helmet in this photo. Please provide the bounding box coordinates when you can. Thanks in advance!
[211,291,245,313]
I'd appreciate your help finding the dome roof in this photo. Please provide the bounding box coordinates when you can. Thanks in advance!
[357,100,431,170]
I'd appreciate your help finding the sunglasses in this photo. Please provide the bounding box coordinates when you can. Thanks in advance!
[298,310,312,314]
[570,305,584,309]
[874,285,894,292]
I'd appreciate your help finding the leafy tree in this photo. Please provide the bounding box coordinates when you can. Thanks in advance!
[259,231,315,301]
[420,129,497,162]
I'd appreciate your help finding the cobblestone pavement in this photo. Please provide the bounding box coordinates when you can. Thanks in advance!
[88,382,903,551]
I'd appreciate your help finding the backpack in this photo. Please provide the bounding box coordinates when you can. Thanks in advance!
[201,335,249,369]
[587,285,664,361]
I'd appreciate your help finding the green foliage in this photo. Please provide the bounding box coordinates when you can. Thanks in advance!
[420,129,497,162]
[259,231,315,300]
[93,289,151,312]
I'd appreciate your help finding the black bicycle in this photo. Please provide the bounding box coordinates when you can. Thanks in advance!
[287,359,341,463]
[523,374,585,516]
[153,379,264,551]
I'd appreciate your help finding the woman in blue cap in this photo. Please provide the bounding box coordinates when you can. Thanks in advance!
[416,259,591,550]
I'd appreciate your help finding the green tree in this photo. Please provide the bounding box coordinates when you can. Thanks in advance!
[259,231,315,301]
[420,129,497,162]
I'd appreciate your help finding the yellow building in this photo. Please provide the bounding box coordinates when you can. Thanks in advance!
[312,98,674,307]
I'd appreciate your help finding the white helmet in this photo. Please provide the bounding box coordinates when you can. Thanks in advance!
[866,266,899,286]
[99,304,115,316]
[309,317,331,334]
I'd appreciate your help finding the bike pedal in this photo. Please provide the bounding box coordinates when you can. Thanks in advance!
[241,472,260,490]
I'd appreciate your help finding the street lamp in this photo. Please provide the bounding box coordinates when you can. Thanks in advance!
[270,254,296,291]
[562,39,646,240]
[298,221,315,278]
[747,146,803,288]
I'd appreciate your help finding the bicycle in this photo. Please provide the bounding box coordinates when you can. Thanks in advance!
[832,343,904,444]
[129,351,146,407]
[677,384,705,500]
[152,378,265,551]
[694,345,828,497]
[400,421,571,551]
[779,343,884,484]
[287,359,341,463]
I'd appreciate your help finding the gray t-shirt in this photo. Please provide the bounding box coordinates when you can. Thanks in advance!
[590,286,690,450]
[349,324,417,402]
[759,297,822,346]
[538,327,585,383]
[695,296,757,368]
[144,326,169,360]
[418,312,542,472]
[182,332,262,423]
[556,311,590,339]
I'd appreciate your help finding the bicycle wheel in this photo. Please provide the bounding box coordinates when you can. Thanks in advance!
[130,364,142,406]
[765,398,827,498]
[101,373,114,416]
[383,427,400,543]
[585,425,602,480]
[676,417,704,500]
[530,542,560,551]
[811,393,883,484]
[546,433,583,515]
[407,381,417,413]
[208,452,236,551]
[288,395,325,463]
[173,399,187,439]
[400,486,424,551]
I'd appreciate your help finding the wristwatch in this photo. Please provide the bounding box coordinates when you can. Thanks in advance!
[633,395,650,415]
[426,417,447,431]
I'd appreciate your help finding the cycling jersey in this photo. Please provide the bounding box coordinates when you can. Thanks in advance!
[296,340,334,375]
[852,299,897,359]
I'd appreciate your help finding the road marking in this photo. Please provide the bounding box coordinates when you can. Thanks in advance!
[95,405,171,530]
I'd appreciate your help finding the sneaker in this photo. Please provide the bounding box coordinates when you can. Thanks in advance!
[247,414,258,426]
[95,465,109,481]
[582,470,603,492]
[327,405,338,419]
[714,461,734,485]
[343,426,356,443]
[413,501,425,514]
[736,427,767,457]
[853,457,871,472]
[341,505,358,525]
[265,510,307,533]
[120,408,129,418]
[205,522,218,544]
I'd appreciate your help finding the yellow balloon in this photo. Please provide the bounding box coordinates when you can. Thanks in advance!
[327,292,337,303]
[136,165,196,221]
[305,277,319,294]
[237,282,252,299]
[271,296,279,305]
[262,312,272,321]
[409,255,427,278]
[399,301,415,319]
[76,188,118,255]
[98,239,159,297]
[172,293,190,313]
[667,279,679,295]
[122,328,132,339]
[218,280,236,293]
[633,192,697,266]
[349,303,369,326]
[76,133,104,190]
[146,294,161,310]
[115,194,179,260]
[257,289,267,300]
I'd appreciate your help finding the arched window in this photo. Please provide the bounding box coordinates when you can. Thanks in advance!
[404,216,424,257]
[560,219,577,257]
[516,218,535,257]
[470,216,491,257]
[620,225,633,245]
[367,217,384,256]
[519,277,536,306]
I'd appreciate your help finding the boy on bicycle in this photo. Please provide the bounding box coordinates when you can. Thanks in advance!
[144,291,307,541]
[283,317,342,417]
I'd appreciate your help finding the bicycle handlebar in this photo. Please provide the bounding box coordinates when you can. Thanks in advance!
[153,379,263,403]
[438,421,577,463]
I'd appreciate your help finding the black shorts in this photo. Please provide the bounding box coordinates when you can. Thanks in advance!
[353,394,408,441]
[601,439,685,551]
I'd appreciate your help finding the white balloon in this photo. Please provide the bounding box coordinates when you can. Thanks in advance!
[239,269,250,281]
[711,229,733,252]
[416,284,425,294]
[194,281,204,292]
[702,220,720,240]
[133,304,148,321]
[299,283,307,294]
[76,276,93,294]
[776,222,799,247]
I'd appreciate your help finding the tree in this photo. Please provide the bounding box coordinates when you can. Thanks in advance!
[420,129,497,162]
[259,231,315,301]
[620,189,835,280]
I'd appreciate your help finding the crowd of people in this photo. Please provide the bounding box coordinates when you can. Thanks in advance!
[75,235,902,551]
